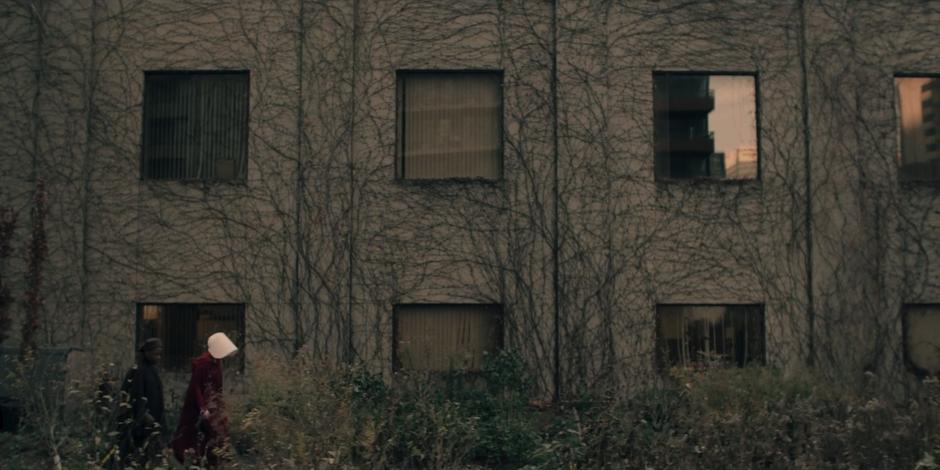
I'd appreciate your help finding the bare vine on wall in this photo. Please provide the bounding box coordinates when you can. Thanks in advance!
[0,0,939,396]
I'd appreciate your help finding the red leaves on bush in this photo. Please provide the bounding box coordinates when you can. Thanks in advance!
[20,178,47,357]
[0,206,15,344]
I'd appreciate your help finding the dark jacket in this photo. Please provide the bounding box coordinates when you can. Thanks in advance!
[121,362,166,435]
[118,361,167,467]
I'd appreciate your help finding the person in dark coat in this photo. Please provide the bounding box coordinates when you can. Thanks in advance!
[170,332,238,468]
[118,337,167,468]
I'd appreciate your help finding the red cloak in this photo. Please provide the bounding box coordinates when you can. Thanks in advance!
[170,352,229,465]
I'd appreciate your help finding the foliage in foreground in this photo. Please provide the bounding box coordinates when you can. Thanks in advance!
[2,351,940,469]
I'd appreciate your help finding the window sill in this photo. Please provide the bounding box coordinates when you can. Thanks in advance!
[140,178,249,188]
[138,178,247,185]
[138,178,251,200]
[654,178,763,201]
[395,177,504,187]
[655,177,762,192]
[899,179,940,190]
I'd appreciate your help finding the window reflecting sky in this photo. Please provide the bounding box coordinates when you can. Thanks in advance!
[709,75,757,179]
[896,77,940,181]
[654,73,757,180]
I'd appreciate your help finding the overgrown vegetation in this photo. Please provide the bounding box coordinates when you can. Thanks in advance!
[3,351,939,469]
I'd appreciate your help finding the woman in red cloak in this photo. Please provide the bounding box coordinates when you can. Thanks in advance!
[170,332,238,467]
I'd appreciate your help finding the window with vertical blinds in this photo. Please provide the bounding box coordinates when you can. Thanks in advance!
[656,304,765,369]
[394,304,502,372]
[137,303,245,371]
[142,71,249,181]
[399,71,502,180]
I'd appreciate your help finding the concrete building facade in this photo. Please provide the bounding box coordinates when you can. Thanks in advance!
[1,0,940,396]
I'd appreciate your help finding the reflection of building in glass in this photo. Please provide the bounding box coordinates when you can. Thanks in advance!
[710,153,726,178]
[654,75,717,178]
[726,146,758,179]
[897,77,940,181]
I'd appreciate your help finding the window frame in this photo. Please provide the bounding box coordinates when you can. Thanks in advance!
[392,303,504,373]
[135,302,246,373]
[654,303,766,371]
[651,71,762,183]
[901,303,940,378]
[140,70,251,183]
[894,72,940,186]
[395,69,505,182]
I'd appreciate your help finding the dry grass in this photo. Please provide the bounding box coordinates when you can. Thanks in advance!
[2,351,939,469]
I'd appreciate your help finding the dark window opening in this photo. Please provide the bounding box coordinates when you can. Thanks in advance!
[142,71,249,181]
[136,303,245,372]
[656,304,765,369]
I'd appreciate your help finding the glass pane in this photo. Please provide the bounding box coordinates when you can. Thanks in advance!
[198,75,249,181]
[402,73,501,179]
[138,304,244,371]
[896,77,940,181]
[905,305,940,376]
[657,305,764,369]
[162,304,199,370]
[654,74,758,180]
[143,72,248,181]
[396,304,501,371]
[195,305,244,353]
[144,76,196,180]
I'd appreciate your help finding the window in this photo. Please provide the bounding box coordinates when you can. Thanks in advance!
[896,76,940,181]
[656,304,765,369]
[903,304,940,377]
[137,303,245,371]
[142,71,249,181]
[653,73,758,180]
[394,304,502,371]
[398,71,502,180]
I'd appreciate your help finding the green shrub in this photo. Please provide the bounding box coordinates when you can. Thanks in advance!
[463,351,542,465]
[528,367,940,470]
[377,381,480,469]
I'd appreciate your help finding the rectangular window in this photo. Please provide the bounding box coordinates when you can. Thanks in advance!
[398,71,502,180]
[137,303,245,371]
[142,71,249,181]
[394,304,502,372]
[653,73,758,180]
[903,304,940,377]
[896,76,940,182]
[656,304,765,369]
